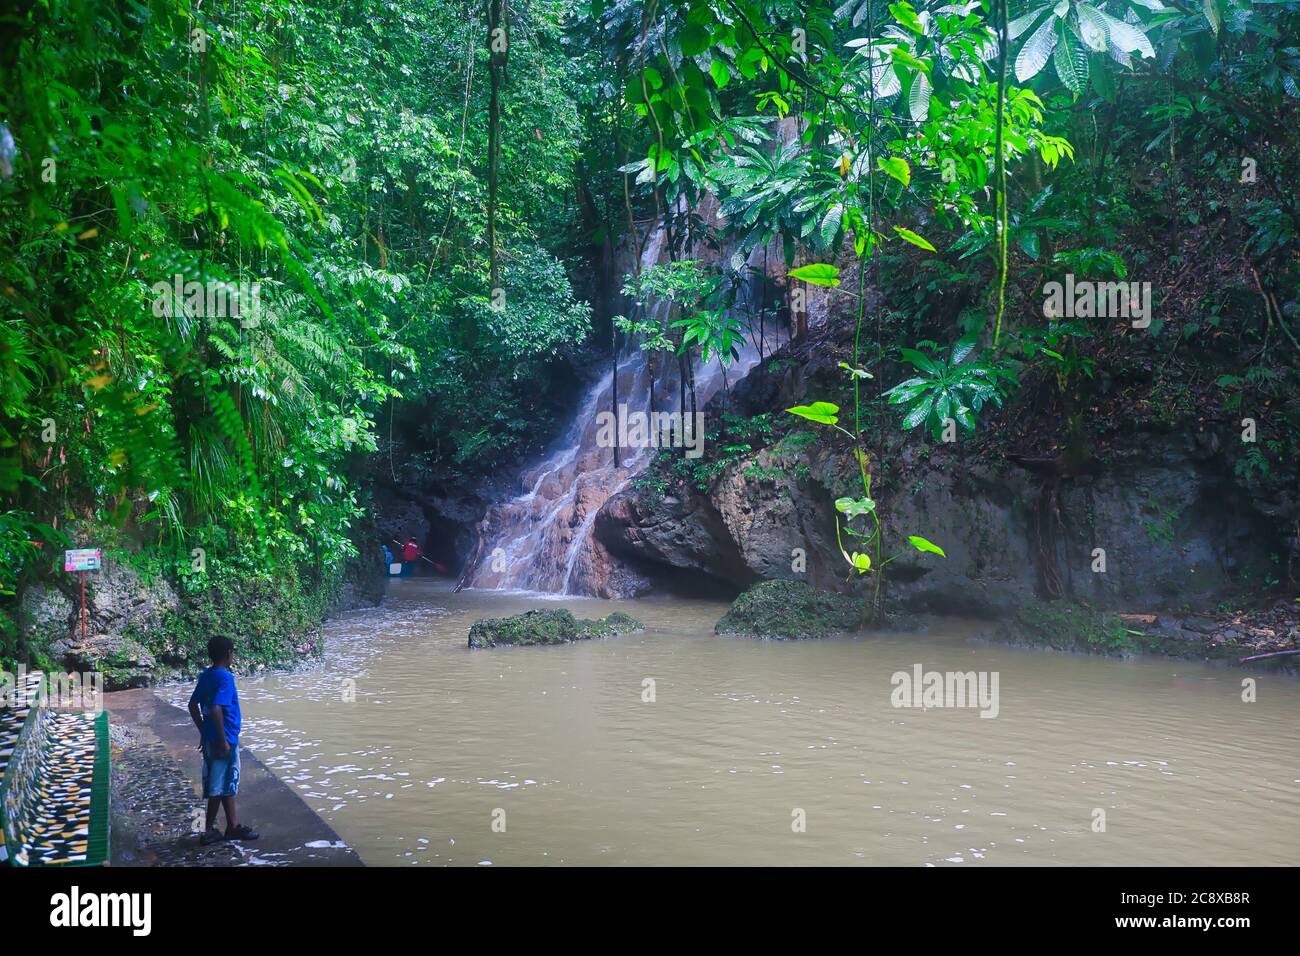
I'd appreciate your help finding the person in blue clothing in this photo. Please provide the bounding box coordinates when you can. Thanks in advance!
[187,635,259,846]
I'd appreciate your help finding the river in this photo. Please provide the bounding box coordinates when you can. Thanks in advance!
[164,579,1300,866]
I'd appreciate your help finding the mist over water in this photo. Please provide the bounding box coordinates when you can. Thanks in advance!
[164,579,1300,867]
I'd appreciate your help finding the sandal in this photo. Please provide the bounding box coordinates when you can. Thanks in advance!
[225,824,260,841]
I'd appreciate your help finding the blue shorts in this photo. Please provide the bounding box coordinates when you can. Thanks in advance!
[202,741,240,798]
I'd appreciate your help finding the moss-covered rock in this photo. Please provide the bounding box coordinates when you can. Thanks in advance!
[330,514,388,613]
[579,611,644,638]
[1006,602,1137,655]
[11,551,338,686]
[1002,602,1274,665]
[163,560,330,674]
[468,609,644,648]
[469,609,578,648]
[715,580,861,639]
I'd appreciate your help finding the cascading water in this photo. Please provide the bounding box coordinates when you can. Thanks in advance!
[461,227,779,596]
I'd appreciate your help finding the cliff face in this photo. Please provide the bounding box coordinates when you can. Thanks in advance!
[18,526,387,689]
[593,301,1290,617]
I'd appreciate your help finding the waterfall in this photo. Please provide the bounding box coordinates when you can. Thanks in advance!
[460,226,779,596]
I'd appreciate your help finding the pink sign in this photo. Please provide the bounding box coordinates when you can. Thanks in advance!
[64,549,101,572]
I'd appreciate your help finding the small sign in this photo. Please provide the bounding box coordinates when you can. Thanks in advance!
[64,549,101,572]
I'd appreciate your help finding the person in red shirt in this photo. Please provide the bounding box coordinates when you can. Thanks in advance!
[401,536,420,575]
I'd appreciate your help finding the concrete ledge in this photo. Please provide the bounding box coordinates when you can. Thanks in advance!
[106,689,362,867]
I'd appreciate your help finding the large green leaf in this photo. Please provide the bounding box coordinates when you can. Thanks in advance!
[899,348,941,374]
[1019,228,1042,259]
[1015,14,1059,81]
[679,23,711,56]
[819,204,843,247]
[901,399,932,430]
[908,71,931,121]
[1008,6,1050,40]
[789,263,841,286]
[835,496,877,518]
[709,59,730,89]
[1075,5,1110,52]
[889,1,925,34]
[894,225,937,252]
[1052,23,1089,93]
[787,401,841,425]
[1091,51,1115,100]
[1203,0,1222,34]
[950,335,978,365]
[878,155,911,187]
[1098,11,1153,57]
[907,535,947,558]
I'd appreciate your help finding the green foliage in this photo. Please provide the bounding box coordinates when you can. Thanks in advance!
[1141,496,1181,547]
[884,338,1017,438]
[716,579,863,639]
[165,553,336,673]
[789,264,842,287]
[463,247,593,361]
[1013,601,1136,655]
[622,259,748,395]
[5,0,1300,662]
[788,402,843,426]
[1010,1,1154,92]
[623,259,720,307]
[0,0,604,661]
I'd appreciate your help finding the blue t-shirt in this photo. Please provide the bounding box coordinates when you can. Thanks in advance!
[190,666,241,746]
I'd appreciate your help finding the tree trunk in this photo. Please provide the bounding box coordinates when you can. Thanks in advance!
[688,358,697,436]
[611,312,620,468]
[759,243,768,366]
[486,0,505,292]
[791,244,808,339]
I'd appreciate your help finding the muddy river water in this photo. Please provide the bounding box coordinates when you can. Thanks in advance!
[163,579,1300,866]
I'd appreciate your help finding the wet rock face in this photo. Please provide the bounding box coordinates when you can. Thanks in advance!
[49,633,157,689]
[887,436,1279,615]
[375,495,432,558]
[877,461,1039,616]
[596,487,759,589]
[716,580,861,639]
[22,563,178,688]
[568,530,654,599]
[23,563,179,646]
[19,582,75,650]
[467,609,644,648]
[19,551,342,687]
[710,452,843,585]
[585,279,1289,616]
[93,563,181,635]
[597,430,1281,617]
[332,520,387,614]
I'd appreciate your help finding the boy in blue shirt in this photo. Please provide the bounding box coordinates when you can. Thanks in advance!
[188,636,259,846]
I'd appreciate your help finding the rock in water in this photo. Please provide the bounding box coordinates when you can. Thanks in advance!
[578,611,644,638]
[715,580,861,640]
[468,610,578,648]
[468,610,644,648]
